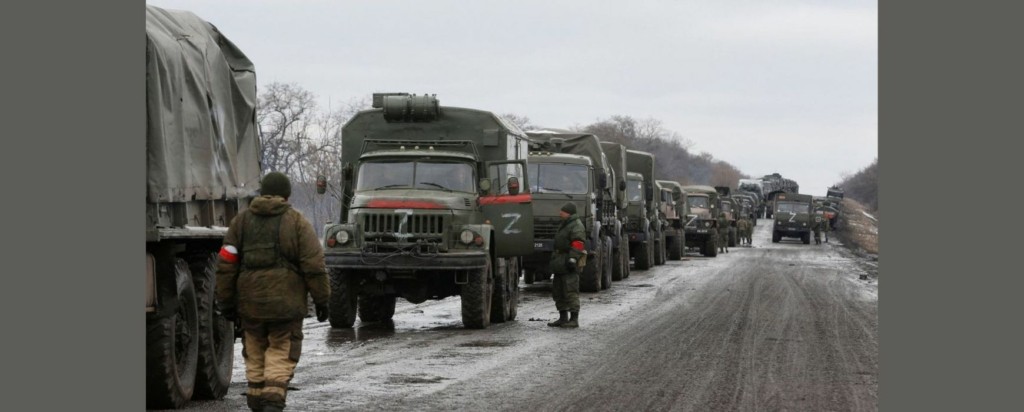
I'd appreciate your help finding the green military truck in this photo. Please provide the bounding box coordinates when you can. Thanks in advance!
[681,185,721,257]
[522,131,617,292]
[738,178,765,220]
[771,193,814,244]
[656,180,688,260]
[145,6,258,408]
[625,150,665,269]
[599,141,632,280]
[321,93,534,329]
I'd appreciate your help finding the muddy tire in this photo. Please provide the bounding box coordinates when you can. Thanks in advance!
[358,295,396,323]
[706,238,718,257]
[635,240,652,270]
[580,241,602,292]
[147,258,199,410]
[802,232,811,245]
[611,236,627,281]
[490,258,511,323]
[188,253,232,400]
[523,269,535,284]
[772,231,781,243]
[601,236,613,289]
[461,256,493,329]
[328,270,358,328]
[667,235,683,260]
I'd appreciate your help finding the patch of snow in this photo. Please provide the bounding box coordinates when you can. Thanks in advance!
[861,211,877,221]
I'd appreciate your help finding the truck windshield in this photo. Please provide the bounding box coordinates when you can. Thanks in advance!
[626,178,644,202]
[776,202,810,214]
[527,163,588,195]
[356,160,474,192]
[687,196,709,209]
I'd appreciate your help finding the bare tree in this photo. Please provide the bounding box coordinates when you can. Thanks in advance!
[500,113,536,131]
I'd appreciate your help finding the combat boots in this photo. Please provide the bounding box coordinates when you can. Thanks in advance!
[548,311,568,327]
[562,311,579,328]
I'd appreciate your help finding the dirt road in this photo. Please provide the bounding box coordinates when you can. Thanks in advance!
[170,220,878,411]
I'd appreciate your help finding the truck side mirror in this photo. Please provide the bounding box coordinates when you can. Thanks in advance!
[618,180,626,191]
[597,174,608,190]
[507,176,520,196]
[316,175,327,194]
[479,178,492,194]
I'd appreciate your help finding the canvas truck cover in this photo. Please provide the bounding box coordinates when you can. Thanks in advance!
[146,6,261,203]
[526,131,611,176]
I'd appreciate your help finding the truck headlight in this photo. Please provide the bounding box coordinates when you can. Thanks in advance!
[335,230,351,245]
[704,221,712,227]
[460,229,476,245]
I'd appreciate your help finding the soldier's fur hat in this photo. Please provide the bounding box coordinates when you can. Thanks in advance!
[260,172,292,198]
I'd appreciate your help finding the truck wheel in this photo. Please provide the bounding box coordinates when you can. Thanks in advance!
[656,236,667,265]
[611,238,626,281]
[508,258,520,321]
[668,236,682,260]
[147,258,199,410]
[580,244,602,292]
[622,242,632,278]
[705,239,718,257]
[600,237,613,290]
[490,258,511,323]
[328,270,357,328]
[358,295,397,322]
[523,269,535,284]
[461,256,493,329]
[188,253,232,400]
[802,232,811,245]
[772,231,781,243]
[636,241,652,270]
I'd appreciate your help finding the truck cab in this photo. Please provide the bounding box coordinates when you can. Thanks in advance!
[771,193,814,244]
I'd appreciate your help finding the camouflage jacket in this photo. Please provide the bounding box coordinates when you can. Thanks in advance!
[216,195,330,321]
[550,214,586,275]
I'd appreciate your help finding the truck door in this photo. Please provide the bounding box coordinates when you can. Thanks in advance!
[481,160,535,257]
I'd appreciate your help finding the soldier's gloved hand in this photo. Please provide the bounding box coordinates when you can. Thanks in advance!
[567,258,577,272]
[315,304,330,322]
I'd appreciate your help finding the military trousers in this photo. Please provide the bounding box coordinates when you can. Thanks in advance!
[551,271,581,312]
[241,318,304,406]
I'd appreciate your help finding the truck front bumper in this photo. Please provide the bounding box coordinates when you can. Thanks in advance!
[325,249,488,271]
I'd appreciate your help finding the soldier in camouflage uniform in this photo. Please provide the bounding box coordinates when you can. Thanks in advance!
[812,211,824,245]
[548,202,586,328]
[216,172,331,412]
[717,213,730,254]
[736,217,751,246]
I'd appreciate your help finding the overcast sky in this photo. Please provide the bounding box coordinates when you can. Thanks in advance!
[148,0,876,197]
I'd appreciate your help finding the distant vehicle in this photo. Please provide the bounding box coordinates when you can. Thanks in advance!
[625,150,664,268]
[681,185,722,257]
[599,142,632,280]
[771,193,814,244]
[656,180,688,260]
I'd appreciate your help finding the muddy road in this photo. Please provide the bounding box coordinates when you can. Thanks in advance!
[170,220,878,411]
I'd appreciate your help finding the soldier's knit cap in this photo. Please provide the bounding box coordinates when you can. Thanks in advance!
[561,202,577,214]
[260,172,292,198]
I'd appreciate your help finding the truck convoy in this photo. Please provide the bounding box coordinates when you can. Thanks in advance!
[625,150,664,268]
[146,5,259,409]
[523,131,617,292]
[681,185,721,257]
[760,173,799,218]
[656,180,688,260]
[715,187,739,247]
[320,93,534,329]
[771,193,815,244]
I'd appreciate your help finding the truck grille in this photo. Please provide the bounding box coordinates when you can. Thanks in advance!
[362,213,446,236]
[534,218,561,239]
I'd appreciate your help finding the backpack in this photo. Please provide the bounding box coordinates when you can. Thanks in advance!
[239,211,297,272]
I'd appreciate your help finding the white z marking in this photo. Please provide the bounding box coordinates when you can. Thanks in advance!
[502,212,522,234]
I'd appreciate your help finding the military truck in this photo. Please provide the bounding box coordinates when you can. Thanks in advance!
[681,185,721,257]
[321,93,533,329]
[760,173,800,218]
[656,180,688,260]
[625,150,665,268]
[522,131,616,292]
[715,187,739,247]
[771,193,814,244]
[737,178,764,221]
[599,141,632,280]
[145,6,259,408]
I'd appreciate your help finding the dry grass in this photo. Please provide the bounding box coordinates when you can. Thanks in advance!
[836,198,878,256]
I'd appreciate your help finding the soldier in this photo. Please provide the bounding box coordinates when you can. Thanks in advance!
[823,209,832,243]
[812,211,823,245]
[216,172,331,412]
[548,202,586,328]
[717,212,730,254]
[737,217,751,246]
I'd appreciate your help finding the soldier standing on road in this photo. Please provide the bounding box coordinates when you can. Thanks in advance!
[216,172,332,412]
[548,202,586,328]
[737,217,751,246]
[717,213,730,254]
[812,211,824,245]
[823,210,832,243]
